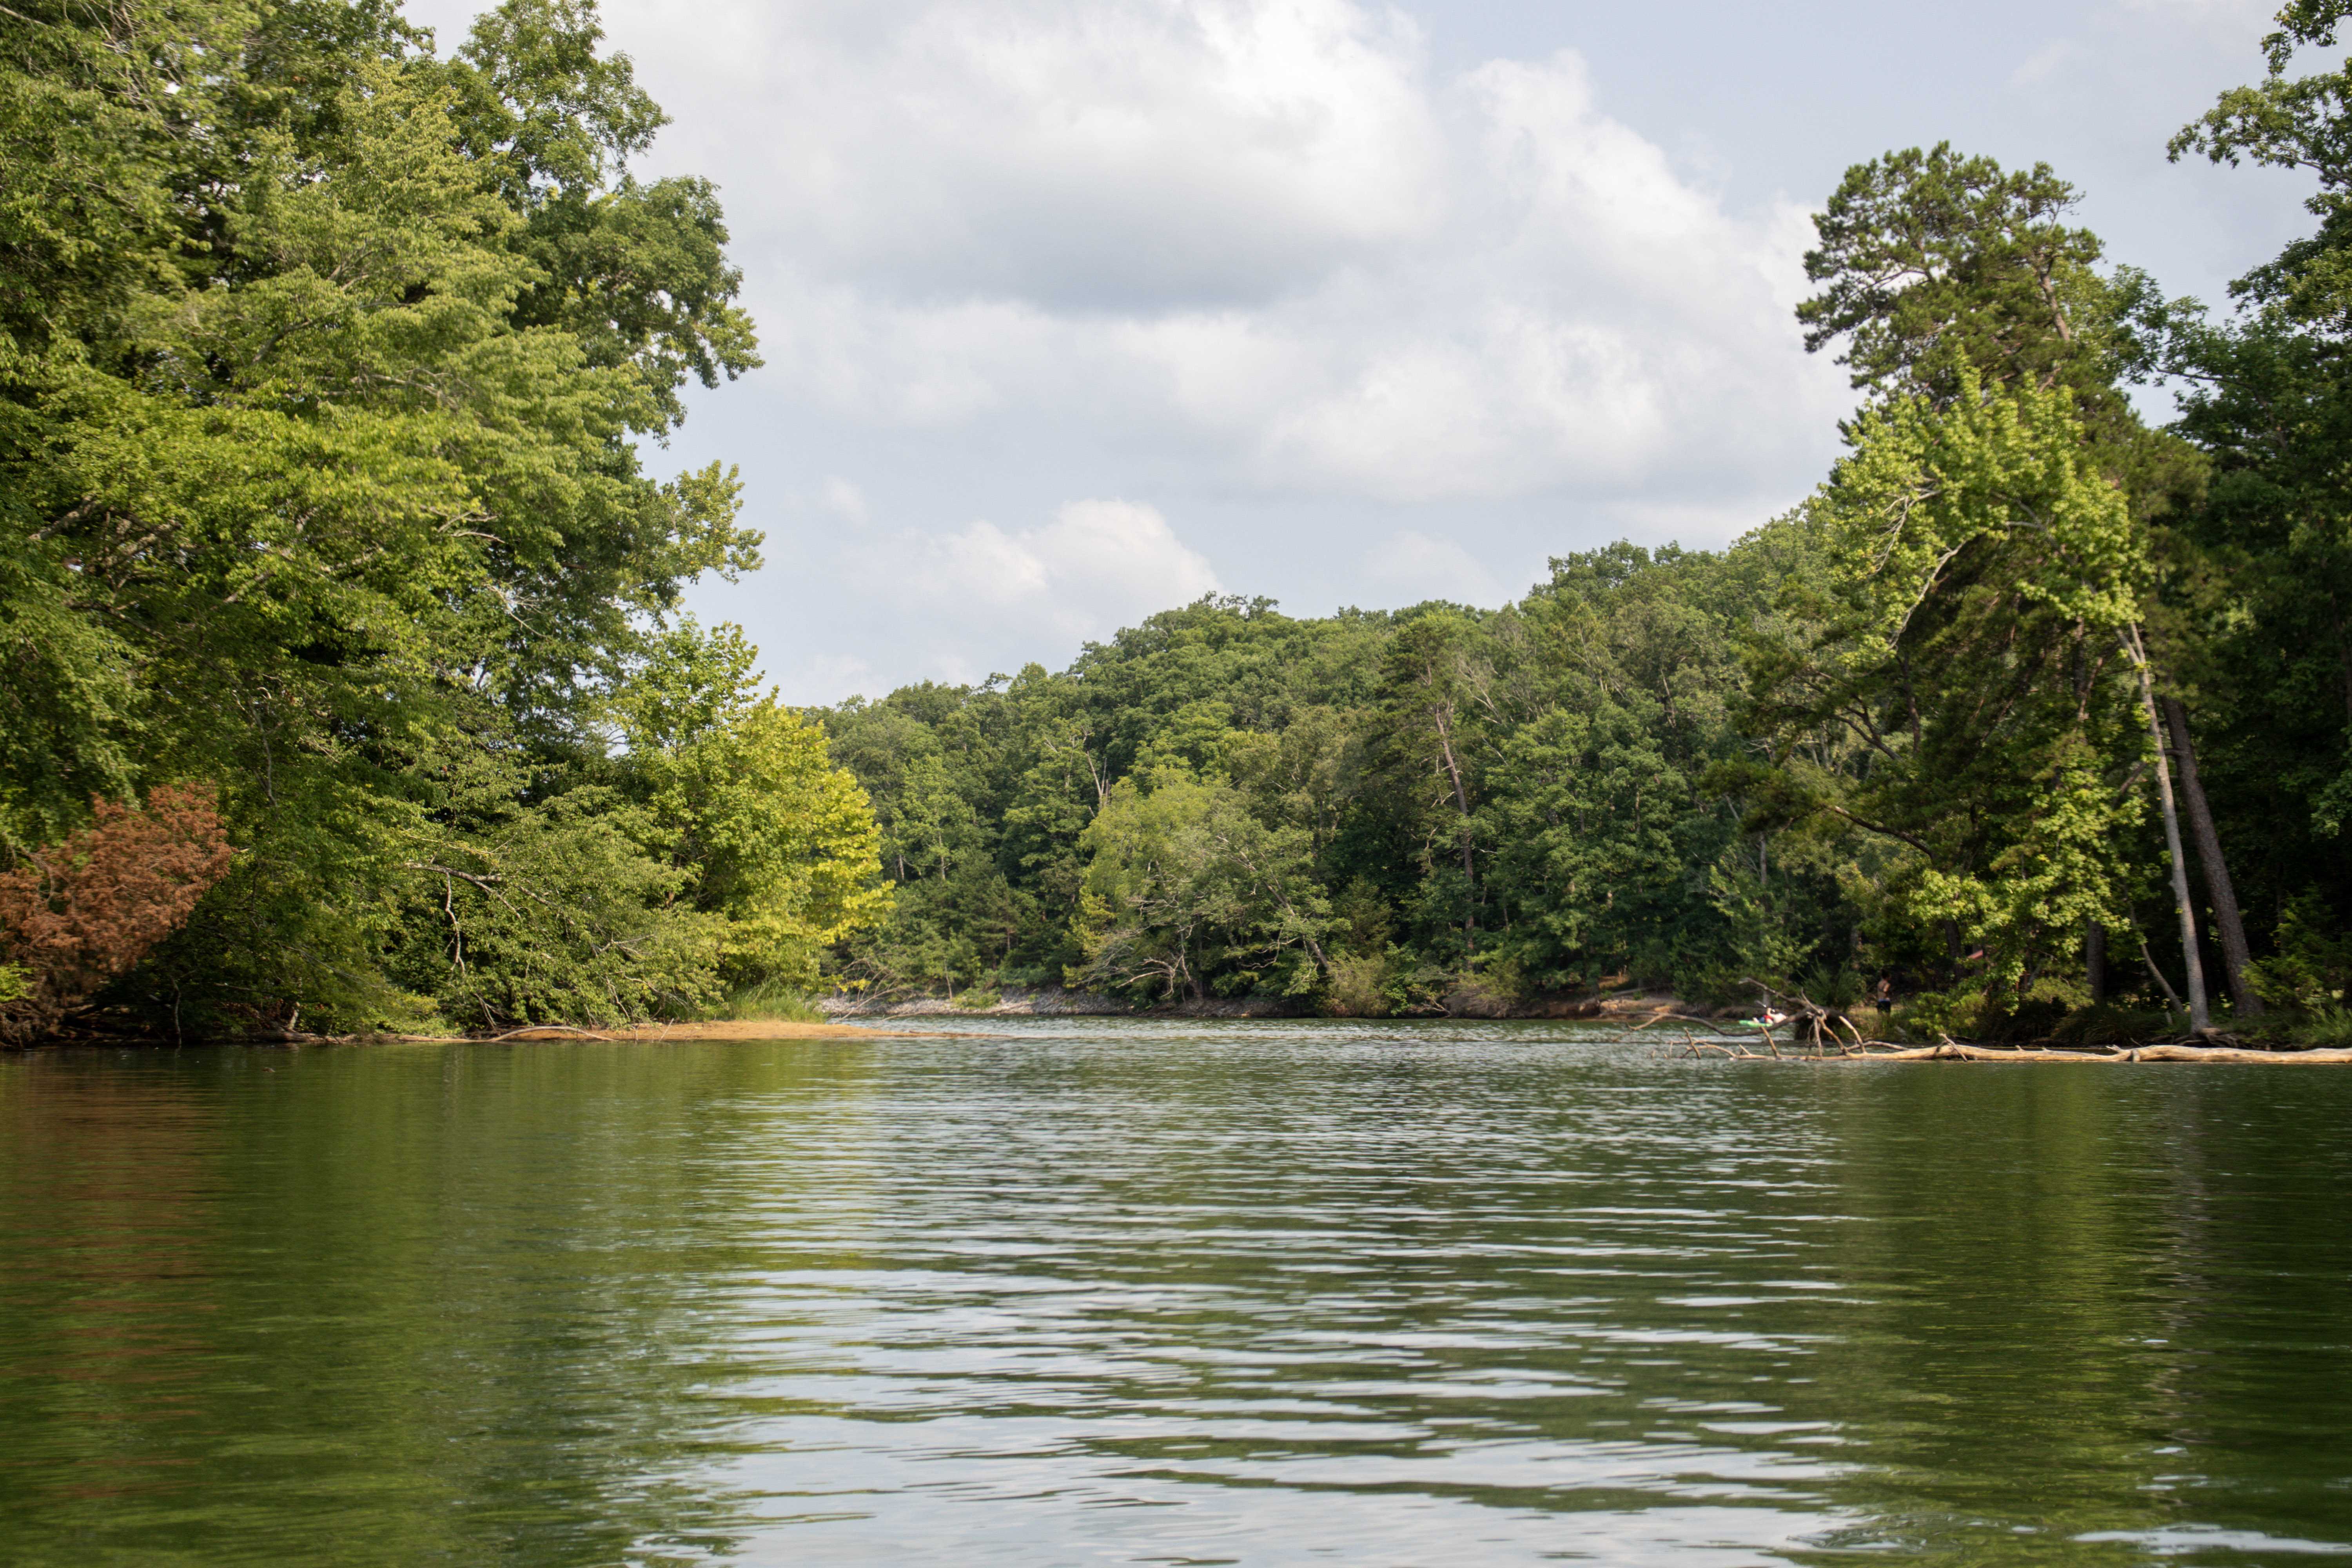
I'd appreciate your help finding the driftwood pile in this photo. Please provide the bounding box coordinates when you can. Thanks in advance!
[1658,980,2352,1065]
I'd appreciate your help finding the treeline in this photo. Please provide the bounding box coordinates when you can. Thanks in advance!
[0,0,886,1040]
[821,560,1788,1014]
[818,8,2352,1039]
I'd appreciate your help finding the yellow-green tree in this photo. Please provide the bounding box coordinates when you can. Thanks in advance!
[613,621,889,991]
[1751,369,2181,1004]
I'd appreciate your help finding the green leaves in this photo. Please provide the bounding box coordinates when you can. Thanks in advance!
[446,0,760,424]
[1070,773,1328,1003]
[1753,377,2158,991]
[610,619,889,992]
[396,782,723,1030]
[1910,744,2144,994]
[0,1,846,1035]
[1798,144,2107,402]
[1818,369,2148,653]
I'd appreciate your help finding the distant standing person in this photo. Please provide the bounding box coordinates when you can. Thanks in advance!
[1874,975,1893,1015]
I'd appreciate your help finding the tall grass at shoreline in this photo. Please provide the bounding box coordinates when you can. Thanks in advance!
[704,981,824,1024]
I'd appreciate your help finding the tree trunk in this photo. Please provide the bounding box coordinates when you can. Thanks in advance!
[2337,610,2352,732]
[2086,921,2106,1005]
[2163,696,2261,1017]
[1434,720,1477,955]
[2126,627,2208,1031]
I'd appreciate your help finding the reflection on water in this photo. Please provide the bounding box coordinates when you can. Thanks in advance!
[1,1021,2349,1565]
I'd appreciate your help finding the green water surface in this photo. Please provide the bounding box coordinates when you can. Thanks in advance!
[1,1020,2347,1565]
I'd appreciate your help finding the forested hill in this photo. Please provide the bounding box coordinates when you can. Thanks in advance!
[816,491,2348,1040]
[817,548,1795,1016]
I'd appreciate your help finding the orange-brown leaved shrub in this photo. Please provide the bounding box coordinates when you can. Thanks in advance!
[0,785,234,1043]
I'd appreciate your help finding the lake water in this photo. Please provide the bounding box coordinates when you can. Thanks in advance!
[2,1020,2349,1566]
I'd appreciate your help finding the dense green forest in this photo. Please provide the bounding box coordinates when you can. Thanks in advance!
[0,0,886,1040]
[4,0,2351,1043]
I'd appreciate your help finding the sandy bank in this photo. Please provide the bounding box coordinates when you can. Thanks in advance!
[452,1019,964,1043]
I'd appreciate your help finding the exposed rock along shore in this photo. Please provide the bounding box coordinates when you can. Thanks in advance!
[813,985,1713,1022]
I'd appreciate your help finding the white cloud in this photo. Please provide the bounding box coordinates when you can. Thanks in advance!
[2016,0,2278,91]
[1361,530,1504,605]
[629,0,1444,309]
[776,649,881,704]
[593,0,1845,504]
[2113,0,2271,16]
[2011,39,2081,87]
[399,0,2323,702]
[816,475,869,523]
[834,499,1222,684]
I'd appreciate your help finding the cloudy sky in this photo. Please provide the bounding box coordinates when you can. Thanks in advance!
[410,0,2316,702]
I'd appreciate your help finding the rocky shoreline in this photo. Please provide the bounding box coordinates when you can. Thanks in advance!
[814,984,1723,1023]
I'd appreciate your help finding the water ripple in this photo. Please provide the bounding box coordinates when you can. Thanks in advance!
[2,1022,2350,1564]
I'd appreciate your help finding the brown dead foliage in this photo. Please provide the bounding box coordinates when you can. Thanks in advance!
[0,784,234,1043]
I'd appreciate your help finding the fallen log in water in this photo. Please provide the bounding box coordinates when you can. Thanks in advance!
[1814,1041,2352,1064]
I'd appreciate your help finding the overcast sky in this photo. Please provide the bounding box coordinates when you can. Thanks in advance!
[408,0,2317,702]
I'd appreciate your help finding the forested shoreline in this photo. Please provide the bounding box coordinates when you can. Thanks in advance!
[0,0,888,1042]
[5,0,2352,1046]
